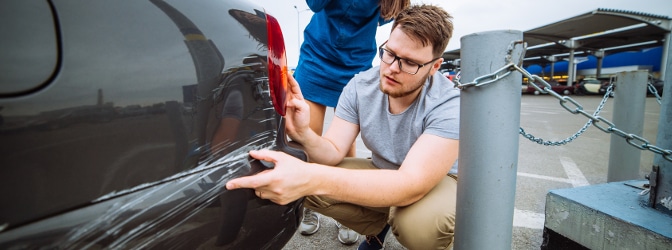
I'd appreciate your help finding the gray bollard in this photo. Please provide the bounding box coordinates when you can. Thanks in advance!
[607,70,648,182]
[454,30,523,250]
[650,36,672,215]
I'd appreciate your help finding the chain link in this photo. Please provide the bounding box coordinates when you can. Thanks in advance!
[647,81,663,105]
[453,41,525,89]
[453,42,672,162]
[453,64,515,89]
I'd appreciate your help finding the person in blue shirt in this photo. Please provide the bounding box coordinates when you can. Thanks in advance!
[293,0,409,245]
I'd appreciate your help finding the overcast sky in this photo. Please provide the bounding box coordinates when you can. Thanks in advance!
[253,0,672,67]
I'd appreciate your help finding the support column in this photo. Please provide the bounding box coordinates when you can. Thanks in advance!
[567,49,575,86]
[560,39,581,86]
[546,55,557,79]
[660,32,670,79]
[455,30,523,250]
[607,70,647,182]
[594,50,605,78]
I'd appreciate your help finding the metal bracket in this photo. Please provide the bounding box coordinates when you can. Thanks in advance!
[648,165,659,208]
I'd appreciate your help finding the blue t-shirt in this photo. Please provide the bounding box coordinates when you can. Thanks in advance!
[295,0,391,107]
[335,66,461,174]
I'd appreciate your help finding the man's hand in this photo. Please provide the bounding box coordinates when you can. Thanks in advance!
[284,74,311,141]
[226,149,314,205]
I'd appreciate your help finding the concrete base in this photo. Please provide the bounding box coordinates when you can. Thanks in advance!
[542,180,672,249]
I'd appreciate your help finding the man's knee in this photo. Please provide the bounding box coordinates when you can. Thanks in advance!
[390,208,455,249]
[389,176,457,249]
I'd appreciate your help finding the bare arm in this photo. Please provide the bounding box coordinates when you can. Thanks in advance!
[284,74,358,165]
[299,117,359,165]
[314,134,458,206]
[226,133,458,207]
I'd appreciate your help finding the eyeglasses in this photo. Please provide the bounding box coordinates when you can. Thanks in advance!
[378,41,440,75]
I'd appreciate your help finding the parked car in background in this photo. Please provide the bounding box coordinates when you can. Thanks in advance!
[522,83,530,94]
[574,78,610,95]
[0,0,306,249]
[523,80,574,95]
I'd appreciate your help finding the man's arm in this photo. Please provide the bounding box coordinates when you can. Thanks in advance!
[226,133,458,207]
[314,133,458,206]
[300,117,360,165]
[284,74,358,165]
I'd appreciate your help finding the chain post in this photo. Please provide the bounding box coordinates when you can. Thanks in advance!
[454,30,523,250]
[650,38,672,214]
[607,70,648,182]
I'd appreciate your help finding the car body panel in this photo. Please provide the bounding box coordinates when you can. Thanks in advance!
[574,78,609,95]
[583,81,602,93]
[0,0,304,248]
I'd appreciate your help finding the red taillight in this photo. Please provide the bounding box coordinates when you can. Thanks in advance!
[265,13,288,116]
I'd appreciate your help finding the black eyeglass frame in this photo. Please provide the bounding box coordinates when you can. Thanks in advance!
[378,41,441,75]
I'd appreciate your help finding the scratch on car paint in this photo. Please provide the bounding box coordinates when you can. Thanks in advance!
[93,132,273,203]
[53,137,277,249]
[99,143,176,195]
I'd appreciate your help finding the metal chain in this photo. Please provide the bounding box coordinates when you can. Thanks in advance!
[519,84,613,146]
[647,79,663,105]
[453,42,672,162]
[453,41,526,89]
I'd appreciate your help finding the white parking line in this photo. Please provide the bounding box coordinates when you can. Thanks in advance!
[513,209,545,229]
[559,156,590,187]
[517,172,573,184]
[513,156,590,229]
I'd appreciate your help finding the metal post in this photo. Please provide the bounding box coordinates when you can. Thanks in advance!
[294,6,301,53]
[548,55,556,80]
[607,70,648,182]
[650,34,672,215]
[293,6,310,55]
[594,50,604,78]
[567,49,575,86]
[455,30,523,250]
[660,32,670,79]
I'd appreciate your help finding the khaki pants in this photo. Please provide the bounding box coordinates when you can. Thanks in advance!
[304,158,457,249]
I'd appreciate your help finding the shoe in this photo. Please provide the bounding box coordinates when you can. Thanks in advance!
[357,224,390,250]
[336,221,360,245]
[299,208,320,235]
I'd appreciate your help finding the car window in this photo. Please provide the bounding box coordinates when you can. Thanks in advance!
[0,0,58,96]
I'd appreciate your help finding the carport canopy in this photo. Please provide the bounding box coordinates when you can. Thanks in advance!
[442,8,672,83]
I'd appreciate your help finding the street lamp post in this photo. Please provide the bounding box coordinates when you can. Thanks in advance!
[294,6,310,54]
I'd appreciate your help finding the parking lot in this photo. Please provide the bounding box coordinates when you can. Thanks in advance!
[283,94,662,250]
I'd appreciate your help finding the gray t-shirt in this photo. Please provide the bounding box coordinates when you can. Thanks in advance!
[335,66,460,174]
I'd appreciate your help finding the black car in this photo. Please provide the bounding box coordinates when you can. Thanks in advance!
[574,78,610,95]
[0,0,306,249]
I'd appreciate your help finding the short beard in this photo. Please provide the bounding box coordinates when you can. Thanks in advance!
[380,72,430,98]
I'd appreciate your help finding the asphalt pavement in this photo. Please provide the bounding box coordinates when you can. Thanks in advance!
[282,94,662,250]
